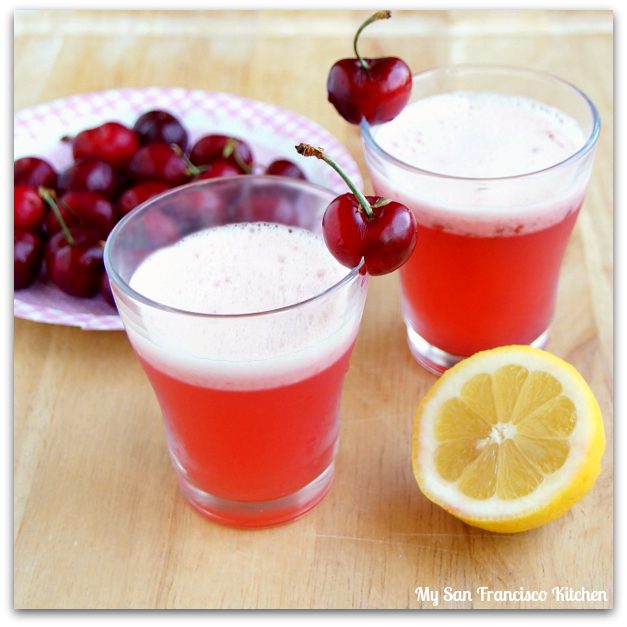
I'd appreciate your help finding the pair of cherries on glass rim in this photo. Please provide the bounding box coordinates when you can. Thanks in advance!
[302,10,416,276]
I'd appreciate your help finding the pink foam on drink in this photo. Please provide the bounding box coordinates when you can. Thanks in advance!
[121,223,363,391]
[377,92,585,178]
[368,92,591,237]
[130,222,347,315]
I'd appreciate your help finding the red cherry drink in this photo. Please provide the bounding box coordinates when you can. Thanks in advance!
[397,205,581,357]
[136,345,353,504]
[362,76,599,374]
[111,214,368,527]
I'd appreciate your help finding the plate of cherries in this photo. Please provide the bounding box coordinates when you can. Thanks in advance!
[14,87,362,330]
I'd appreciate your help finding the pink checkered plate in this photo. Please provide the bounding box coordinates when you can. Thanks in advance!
[14,87,362,331]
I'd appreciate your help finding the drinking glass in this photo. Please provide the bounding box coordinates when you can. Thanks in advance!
[361,65,600,375]
[105,176,368,527]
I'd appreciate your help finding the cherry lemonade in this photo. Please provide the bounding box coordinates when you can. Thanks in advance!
[136,347,353,503]
[364,87,596,369]
[120,221,366,526]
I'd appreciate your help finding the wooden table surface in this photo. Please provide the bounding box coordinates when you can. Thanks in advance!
[14,10,613,610]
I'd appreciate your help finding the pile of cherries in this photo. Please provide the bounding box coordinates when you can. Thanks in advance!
[14,109,307,304]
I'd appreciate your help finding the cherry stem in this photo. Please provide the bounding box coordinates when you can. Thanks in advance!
[170,144,205,177]
[38,186,75,246]
[223,138,252,173]
[295,144,376,220]
[354,10,392,71]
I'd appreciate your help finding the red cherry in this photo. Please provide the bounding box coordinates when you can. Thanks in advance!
[322,193,416,275]
[45,191,118,238]
[117,181,171,218]
[45,227,104,298]
[190,135,253,171]
[57,157,119,200]
[328,58,412,125]
[72,121,140,171]
[125,144,191,187]
[14,157,57,190]
[196,159,244,180]
[133,110,188,152]
[14,186,45,231]
[326,11,412,125]
[265,159,307,180]
[14,229,44,290]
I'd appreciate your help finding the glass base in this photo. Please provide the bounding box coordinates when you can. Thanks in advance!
[175,462,335,528]
[406,326,550,376]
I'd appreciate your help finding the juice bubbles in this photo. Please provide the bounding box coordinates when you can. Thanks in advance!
[105,178,368,527]
[361,67,599,374]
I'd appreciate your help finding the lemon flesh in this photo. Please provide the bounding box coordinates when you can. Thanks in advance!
[412,346,605,533]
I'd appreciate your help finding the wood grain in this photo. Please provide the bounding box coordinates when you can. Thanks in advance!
[14,10,613,609]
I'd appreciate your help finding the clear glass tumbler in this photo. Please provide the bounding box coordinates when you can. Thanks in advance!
[361,65,600,375]
[105,176,368,527]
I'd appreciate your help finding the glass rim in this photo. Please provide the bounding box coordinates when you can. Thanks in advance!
[360,64,601,182]
[104,174,366,320]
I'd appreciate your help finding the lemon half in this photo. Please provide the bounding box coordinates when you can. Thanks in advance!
[412,346,605,533]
